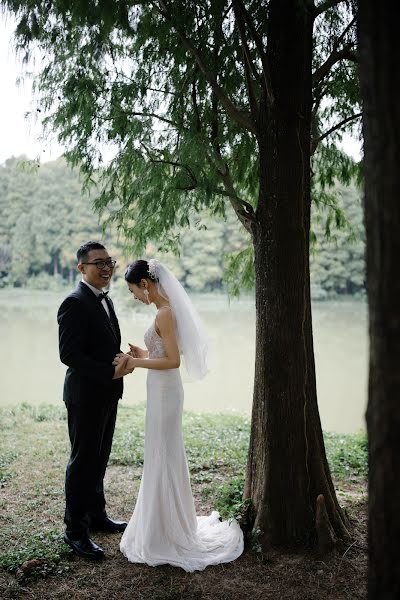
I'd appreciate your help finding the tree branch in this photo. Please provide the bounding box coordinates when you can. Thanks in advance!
[191,76,202,133]
[233,0,274,106]
[313,0,346,17]
[220,171,255,234]
[207,87,255,234]
[145,86,179,96]
[139,142,198,188]
[210,146,256,233]
[332,16,357,54]
[233,1,260,123]
[311,112,362,153]
[140,140,254,213]
[153,0,256,134]
[312,43,358,86]
[129,111,185,130]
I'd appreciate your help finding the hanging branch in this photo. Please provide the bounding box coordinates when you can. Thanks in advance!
[233,0,260,124]
[191,77,202,134]
[208,92,255,234]
[332,16,357,54]
[129,111,186,130]
[153,0,256,134]
[233,0,274,106]
[311,112,362,154]
[139,141,198,190]
[312,42,358,86]
[313,13,357,86]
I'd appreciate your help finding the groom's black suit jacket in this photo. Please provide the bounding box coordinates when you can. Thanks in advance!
[57,282,123,405]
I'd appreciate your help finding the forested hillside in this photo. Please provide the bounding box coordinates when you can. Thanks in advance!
[0,156,365,296]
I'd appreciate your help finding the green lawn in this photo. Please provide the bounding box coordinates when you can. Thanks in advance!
[0,403,367,600]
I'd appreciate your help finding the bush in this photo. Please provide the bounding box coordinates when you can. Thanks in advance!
[25,273,67,291]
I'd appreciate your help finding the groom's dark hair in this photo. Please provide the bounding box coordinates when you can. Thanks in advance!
[77,241,106,263]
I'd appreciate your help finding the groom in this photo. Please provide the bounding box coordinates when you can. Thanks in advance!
[58,241,132,560]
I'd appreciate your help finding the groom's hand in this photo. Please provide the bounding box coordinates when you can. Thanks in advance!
[112,354,134,379]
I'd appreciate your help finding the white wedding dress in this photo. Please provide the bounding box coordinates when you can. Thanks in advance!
[120,321,244,572]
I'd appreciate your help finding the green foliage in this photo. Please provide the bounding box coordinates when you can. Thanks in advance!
[108,405,367,510]
[1,0,361,258]
[0,156,113,286]
[182,412,250,474]
[0,451,18,486]
[224,247,255,297]
[109,404,250,474]
[0,155,365,295]
[310,183,366,295]
[0,156,251,292]
[324,430,368,479]
[25,273,66,291]
[109,404,146,467]
[0,402,67,426]
[207,431,368,521]
[214,475,246,520]
[0,529,70,575]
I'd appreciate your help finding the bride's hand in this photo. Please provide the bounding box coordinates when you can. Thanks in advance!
[113,352,136,370]
[128,343,148,359]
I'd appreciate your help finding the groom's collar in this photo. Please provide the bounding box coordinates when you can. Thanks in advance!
[81,279,105,298]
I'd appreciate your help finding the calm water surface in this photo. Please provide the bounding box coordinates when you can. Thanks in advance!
[0,289,367,433]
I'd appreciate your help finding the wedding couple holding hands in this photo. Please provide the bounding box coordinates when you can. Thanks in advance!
[57,240,243,572]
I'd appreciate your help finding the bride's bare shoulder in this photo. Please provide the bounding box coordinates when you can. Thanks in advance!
[156,306,174,330]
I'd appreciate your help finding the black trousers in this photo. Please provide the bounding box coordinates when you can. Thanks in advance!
[64,399,118,538]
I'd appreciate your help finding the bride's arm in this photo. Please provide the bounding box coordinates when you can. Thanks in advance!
[115,310,180,371]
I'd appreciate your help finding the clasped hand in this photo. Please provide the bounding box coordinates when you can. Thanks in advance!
[112,342,148,379]
[112,352,135,379]
[113,352,135,368]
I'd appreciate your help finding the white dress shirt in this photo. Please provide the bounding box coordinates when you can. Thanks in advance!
[81,279,111,318]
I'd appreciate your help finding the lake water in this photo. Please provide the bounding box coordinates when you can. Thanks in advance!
[0,289,368,433]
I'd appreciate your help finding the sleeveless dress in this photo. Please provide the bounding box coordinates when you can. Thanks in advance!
[119,321,244,572]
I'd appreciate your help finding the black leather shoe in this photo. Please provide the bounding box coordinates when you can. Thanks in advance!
[90,516,128,533]
[64,533,104,560]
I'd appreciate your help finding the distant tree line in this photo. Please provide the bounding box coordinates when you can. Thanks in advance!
[0,156,365,296]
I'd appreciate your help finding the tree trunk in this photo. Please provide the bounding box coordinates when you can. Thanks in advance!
[358,2,400,597]
[244,0,349,547]
[53,255,59,276]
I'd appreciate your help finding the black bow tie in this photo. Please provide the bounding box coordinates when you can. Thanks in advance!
[97,291,109,302]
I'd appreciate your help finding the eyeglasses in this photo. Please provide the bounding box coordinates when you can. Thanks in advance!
[82,260,117,269]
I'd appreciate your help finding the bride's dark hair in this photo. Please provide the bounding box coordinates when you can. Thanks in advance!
[125,260,157,284]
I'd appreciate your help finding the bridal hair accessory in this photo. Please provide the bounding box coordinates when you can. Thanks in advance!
[146,259,209,380]
[147,259,159,280]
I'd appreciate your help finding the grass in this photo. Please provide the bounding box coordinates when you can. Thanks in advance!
[0,530,70,575]
[0,403,368,599]
[324,431,368,479]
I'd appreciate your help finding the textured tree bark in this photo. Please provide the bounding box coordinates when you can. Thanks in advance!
[244,0,349,547]
[358,1,400,597]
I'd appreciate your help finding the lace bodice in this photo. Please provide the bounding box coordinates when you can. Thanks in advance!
[144,322,166,359]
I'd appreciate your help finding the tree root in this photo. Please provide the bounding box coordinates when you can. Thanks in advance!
[315,494,337,556]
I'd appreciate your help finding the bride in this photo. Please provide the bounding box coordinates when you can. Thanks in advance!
[113,258,243,572]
